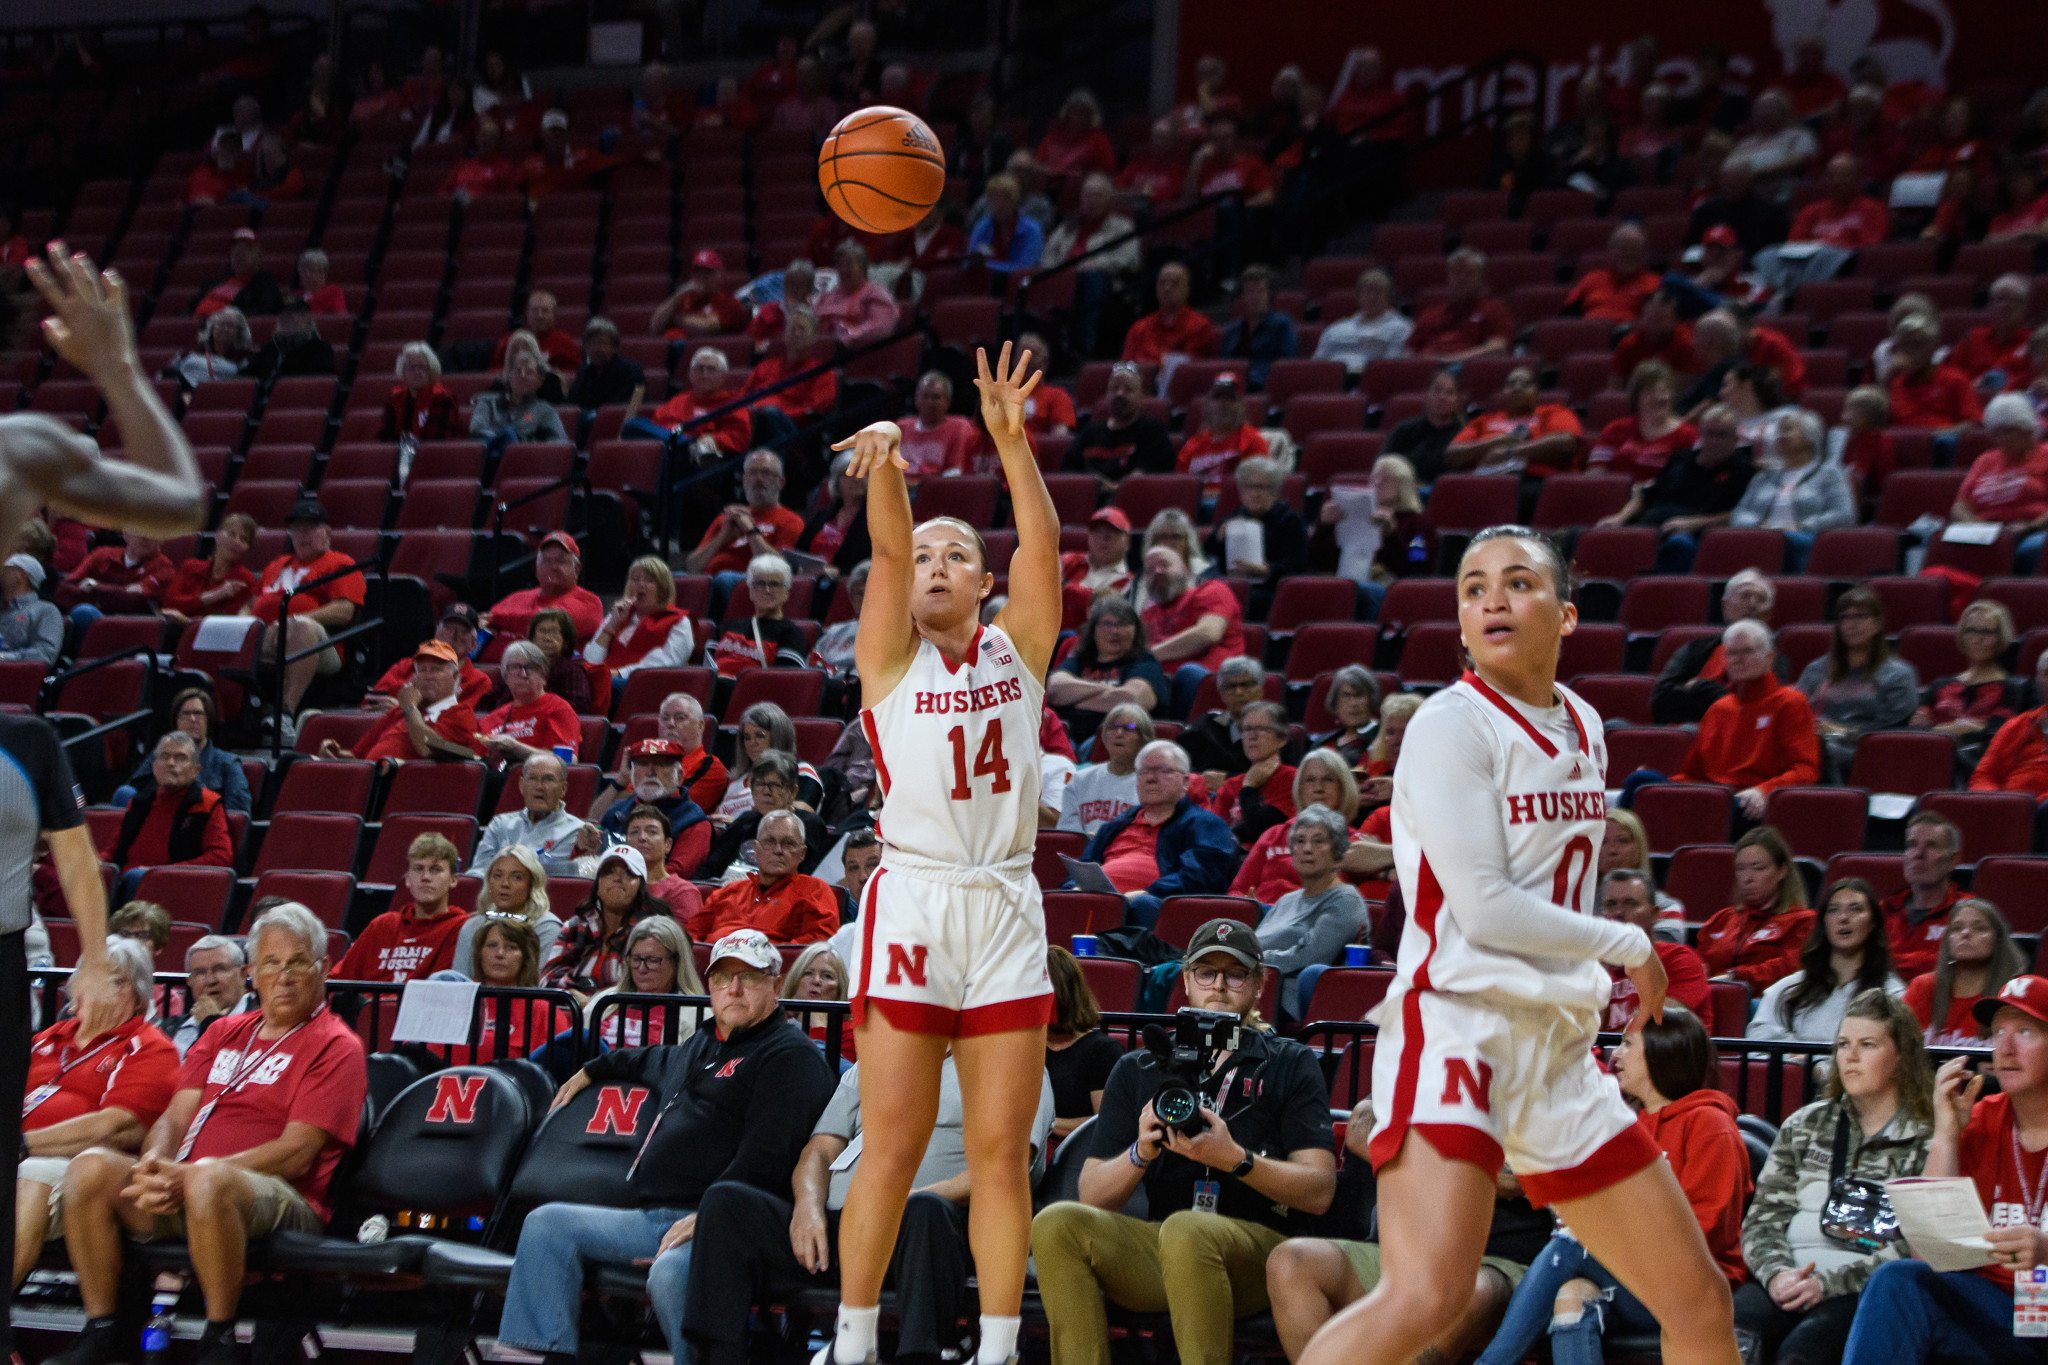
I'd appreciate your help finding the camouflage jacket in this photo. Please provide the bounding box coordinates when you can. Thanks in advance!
[1740,1096,1932,1297]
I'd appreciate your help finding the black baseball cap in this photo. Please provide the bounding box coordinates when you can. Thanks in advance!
[440,603,481,631]
[1186,919,1262,971]
[285,498,329,526]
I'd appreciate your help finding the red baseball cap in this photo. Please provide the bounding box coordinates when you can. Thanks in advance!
[1090,507,1131,533]
[414,640,460,665]
[628,738,686,762]
[692,249,724,272]
[538,531,580,556]
[1702,225,1740,249]
[1975,975,2048,1028]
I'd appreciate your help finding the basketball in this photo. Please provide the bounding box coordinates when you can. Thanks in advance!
[817,105,947,234]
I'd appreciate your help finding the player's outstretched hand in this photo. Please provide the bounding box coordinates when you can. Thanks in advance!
[1624,948,1668,1027]
[830,420,907,478]
[25,242,137,384]
[974,342,1041,444]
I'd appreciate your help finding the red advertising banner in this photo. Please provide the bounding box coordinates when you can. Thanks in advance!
[1177,0,2044,132]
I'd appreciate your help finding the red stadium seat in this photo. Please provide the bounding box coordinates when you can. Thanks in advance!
[249,870,356,931]
[1620,577,1711,634]
[1866,576,1950,628]
[1033,830,1088,891]
[612,668,715,721]
[1605,728,1696,786]
[1807,527,1901,578]
[1762,787,1869,862]
[1301,968,1395,1024]
[1572,527,1658,580]
[1692,528,1786,577]
[1111,474,1202,526]
[1873,471,1964,529]
[912,476,999,528]
[1895,624,1968,682]
[1268,577,1367,633]
[251,813,362,877]
[1076,957,1138,1012]
[363,815,477,885]
[270,759,375,816]
[1977,580,2048,632]
[1042,892,1125,945]
[1395,622,1465,686]
[1284,624,1380,681]
[382,761,487,816]
[1568,674,1654,725]
[1973,859,2048,934]
[1634,784,1733,854]
[1422,475,1518,534]
[1152,896,1265,950]
[1298,433,1382,490]
[1557,624,1626,678]
[1848,731,1955,796]
[133,867,234,931]
[1664,844,1736,917]
[724,668,826,720]
[1916,792,2037,861]
[1531,474,1631,530]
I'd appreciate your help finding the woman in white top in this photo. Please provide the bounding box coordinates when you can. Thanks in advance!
[1749,879,1906,1044]
[1057,702,1152,834]
[1313,268,1412,375]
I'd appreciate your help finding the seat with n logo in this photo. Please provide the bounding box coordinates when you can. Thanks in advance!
[269,1065,534,1281]
[419,1079,659,1289]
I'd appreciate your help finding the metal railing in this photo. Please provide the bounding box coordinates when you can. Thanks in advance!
[264,556,388,764]
[43,644,160,762]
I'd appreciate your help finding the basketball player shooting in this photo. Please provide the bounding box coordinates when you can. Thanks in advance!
[1300,529,1739,1365]
[820,344,1061,1365]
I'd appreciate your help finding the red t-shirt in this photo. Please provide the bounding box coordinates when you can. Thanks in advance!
[1747,328,1808,396]
[480,693,581,753]
[253,550,366,625]
[179,1008,366,1221]
[650,389,752,455]
[1025,385,1078,436]
[1952,325,2034,381]
[351,696,480,762]
[1142,579,1246,672]
[1788,196,1890,249]
[1904,972,1986,1046]
[302,284,347,315]
[1603,941,1713,1031]
[487,584,606,646]
[1566,269,1658,325]
[1116,156,1185,202]
[335,906,471,982]
[67,548,177,602]
[1588,418,1698,484]
[23,1015,180,1132]
[162,558,257,620]
[1099,817,1163,892]
[1175,424,1269,495]
[741,355,838,422]
[1959,1093,2048,1290]
[1612,322,1697,378]
[440,156,519,199]
[1889,364,1984,429]
[1122,309,1220,365]
[1197,152,1272,197]
[1211,765,1296,826]
[491,327,581,373]
[659,288,751,340]
[371,657,494,710]
[1841,429,1896,496]
[1452,406,1585,478]
[692,504,807,576]
[1884,884,1966,979]
[1961,444,2048,525]
[694,872,839,944]
[898,415,981,481]
[1410,297,1514,357]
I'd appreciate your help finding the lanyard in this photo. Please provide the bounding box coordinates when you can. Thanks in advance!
[175,1012,318,1161]
[21,1030,128,1115]
[2010,1109,2048,1229]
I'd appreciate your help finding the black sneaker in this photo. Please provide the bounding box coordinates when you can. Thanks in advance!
[190,1322,244,1365]
[41,1317,126,1365]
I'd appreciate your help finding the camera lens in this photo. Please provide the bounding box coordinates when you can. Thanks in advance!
[1154,1083,1202,1135]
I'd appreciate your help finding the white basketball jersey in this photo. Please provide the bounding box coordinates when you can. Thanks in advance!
[861,623,1044,869]
[1389,672,1631,1016]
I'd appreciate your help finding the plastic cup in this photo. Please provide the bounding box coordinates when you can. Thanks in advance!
[552,745,576,764]
[1344,943,1369,967]
[1071,934,1098,957]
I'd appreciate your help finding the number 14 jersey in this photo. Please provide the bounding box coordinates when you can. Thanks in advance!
[862,623,1045,869]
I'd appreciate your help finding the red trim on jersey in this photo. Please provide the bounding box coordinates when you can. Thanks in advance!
[850,867,887,1028]
[1463,669,1586,759]
[861,708,892,797]
[867,996,961,1034]
[1413,1123,1507,1174]
[1370,853,1447,1172]
[1516,1120,1661,1208]
[957,991,1055,1036]
[934,624,985,675]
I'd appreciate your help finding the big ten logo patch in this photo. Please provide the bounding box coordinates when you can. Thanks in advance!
[586,1085,650,1136]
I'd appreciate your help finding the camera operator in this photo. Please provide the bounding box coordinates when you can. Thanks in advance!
[1031,920,1336,1365]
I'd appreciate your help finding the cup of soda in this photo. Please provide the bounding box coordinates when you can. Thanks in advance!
[1344,944,1369,967]
[1072,934,1098,957]
[553,745,576,765]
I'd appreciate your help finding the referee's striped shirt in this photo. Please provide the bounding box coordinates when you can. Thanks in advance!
[0,714,87,935]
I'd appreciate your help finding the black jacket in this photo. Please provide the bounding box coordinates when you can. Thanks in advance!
[799,502,874,578]
[701,806,832,879]
[582,1007,835,1208]
[194,270,284,318]
[1178,710,1308,779]
[109,780,225,869]
[1066,416,1177,485]
[1383,415,1464,484]
[247,334,336,382]
[568,356,648,409]
[1651,636,1793,725]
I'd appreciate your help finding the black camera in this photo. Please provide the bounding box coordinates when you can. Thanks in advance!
[1142,1008,1244,1138]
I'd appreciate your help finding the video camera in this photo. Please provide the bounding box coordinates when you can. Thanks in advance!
[1141,1008,1244,1138]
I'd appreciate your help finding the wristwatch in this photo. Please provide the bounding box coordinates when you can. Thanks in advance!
[1230,1148,1256,1179]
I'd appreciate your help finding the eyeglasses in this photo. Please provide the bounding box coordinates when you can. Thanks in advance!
[708,969,771,990]
[255,955,320,980]
[755,837,806,851]
[628,954,675,971]
[1189,965,1254,989]
[749,579,788,592]
[503,662,542,674]
[1135,764,1183,778]
[1241,725,1287,738]
[1104,722,1143,734]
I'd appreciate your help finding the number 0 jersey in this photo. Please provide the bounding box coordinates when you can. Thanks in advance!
[861,623,1045,869]
[1388,671,1650,1017]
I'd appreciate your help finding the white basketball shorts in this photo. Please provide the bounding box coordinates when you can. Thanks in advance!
[849,859,1053,1037]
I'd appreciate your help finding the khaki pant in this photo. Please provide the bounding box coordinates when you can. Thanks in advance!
[127,1168,321,1242]
[17,1156,71,1239]
[1030,1203,1288,1365]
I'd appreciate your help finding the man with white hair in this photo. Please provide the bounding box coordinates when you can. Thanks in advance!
[1652,569,1787,723]
[1953,274,2036,390]
[638,346,752,458]
[470,751,585,872]
[1673,619,1821,819]
[1074,740,1237,928]
[51,904,366,1365]
[165,935,255,1058]
[14,937,179,1290]
[589,692,727,825]
[1953,393,2048,572]
[694,807,837,943]
[1565,223,1657,324]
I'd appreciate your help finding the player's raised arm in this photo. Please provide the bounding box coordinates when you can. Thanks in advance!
[1400,697,1652,967]
[3,244,205,538]
[977,343,1059,680]
[835,419,920,698]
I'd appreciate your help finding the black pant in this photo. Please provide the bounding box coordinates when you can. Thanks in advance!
[682,1182,972,1364]
[1733,1280,1863,1365]
[2,932,29,1355]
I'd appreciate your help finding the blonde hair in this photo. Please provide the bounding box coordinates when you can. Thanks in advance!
[1370,455,1423,515]
[1959,598,2016,653]
[1605,808,1655,879]
[1370,694,1422,764]
[1142,507,1209,576]
[500,330,544,382]
[395,341,442,382]
[784,942,848,1000]
[628,554,677,608]
[1294,747,1361,822]
[1844,384,1889,425]
[406,831,462,874]
[485,845,552,923]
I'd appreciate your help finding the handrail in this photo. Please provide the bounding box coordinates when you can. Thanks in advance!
[41,644,159,749]
[485,472,580,605]
[587,992,854,1067]
[264,556,389,765]
[663,319,929,441]
[57,708,153,754]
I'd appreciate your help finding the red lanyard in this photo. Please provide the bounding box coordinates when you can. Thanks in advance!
[2007,1107,2048,1228]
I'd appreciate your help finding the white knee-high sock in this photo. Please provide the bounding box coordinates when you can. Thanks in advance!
[976,1315,1021,1364]
[833,1304,879,1364]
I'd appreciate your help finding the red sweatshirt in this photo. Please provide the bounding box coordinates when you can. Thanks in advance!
[1970,706,2048,797]
[335,905,470,983]
[693,872,839,944]
[1636,1087,1752,1284]
[1678,676,1821,794]
[1697,905,1816,992]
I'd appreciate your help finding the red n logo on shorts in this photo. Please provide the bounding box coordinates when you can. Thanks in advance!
[885,944,929,987]
[425,1073,486,1124]
[1440,1059,1494,1112]
[586,1085,649,1135]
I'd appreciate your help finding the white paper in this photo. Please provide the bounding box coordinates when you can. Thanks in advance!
[1222,519,1265,573]
[1890,172,1947,208]
[1886,1177,1996,1271]
[1942,522,2001,545]
[830,1132,864,1171]
[1327,485,1382,581]
[1059,855,1122,896]
[1158,352,1189,399]
[193,616,259,652]
[1869,793,1917,820]
[1774,241,1824,260]
[389,979,480,1045]
[780,548,830,576]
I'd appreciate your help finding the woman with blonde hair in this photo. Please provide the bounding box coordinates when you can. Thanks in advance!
[786,941,855,1066]
[586,554,694,681]
[169,307,251,388]
[586,915,704,1048]
[381,340,456,444]
[1601,808,1685,929]
[1366,693,1422,779]
[1904,898,2026,1045]
[454,844,563,972]
[469,330,568,443]
[1130,507,1209,615]
[1231,747,1363,903]
[1910,598,2022,775]
[1699,826,1814,992]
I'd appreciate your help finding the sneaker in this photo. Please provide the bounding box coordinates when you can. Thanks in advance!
[40,1317,126,1365]
[189,1323,244,1365]
[265,710,296,747]
[810,1347,876,1365]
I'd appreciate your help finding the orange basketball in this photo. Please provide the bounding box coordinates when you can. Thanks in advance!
[818,105,947,234]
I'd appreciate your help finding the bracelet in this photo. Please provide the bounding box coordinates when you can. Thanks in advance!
[1127,1140,1155,1169]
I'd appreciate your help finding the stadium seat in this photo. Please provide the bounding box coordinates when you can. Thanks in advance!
[1604,728,1696,787]
[270,759,375,817]
[1807,527,1901,578]
[1112,474,1202,526]
[1531,474,1631,530]
[363,815,477,885]
[133,867,234,932]
[1848,731,1955,796]
[1298,433,1382,490]
[382,761,487,817]
[1634,783,1733,854]
[1916,791,2037,860]
[251,813,362,877]
[1866,576,1950,628]
[1896,624,1969,682]
[723,668,826,720]
[1042,892,1125,946]
[1558,624,1625,677]
[1692,528,1785,577]
[1572,527,1658,581]
[1422,475,1519,535]
[250,870,356,930]
[1978,579,2048,632]
[1664,844,1736,917]
[1301,967,1395,1024]
[1826,852,1907,901]
[1762,787,1868,862]
[612,667,715,720]
[1620,577,1711,634]
[1973,859,2048,934]
[1284,624,1379,681]
[1395,622,1465,687]
[1075,956,1138,1012]
[912,476,998,528]
[1568,674,1654,725]
[1874,471,1965,528]
[1369,579,1455,631]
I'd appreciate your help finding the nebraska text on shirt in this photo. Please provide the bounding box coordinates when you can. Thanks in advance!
[1504,790,1609,825]
[911,677,1026,715]
[207,1048,297,1087]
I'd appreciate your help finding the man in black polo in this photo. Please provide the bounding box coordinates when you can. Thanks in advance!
[2,713,121,1361]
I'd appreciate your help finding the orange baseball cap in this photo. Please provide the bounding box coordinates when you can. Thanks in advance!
[414,640,460,664]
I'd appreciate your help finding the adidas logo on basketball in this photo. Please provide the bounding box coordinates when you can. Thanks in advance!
[900,125,938,153]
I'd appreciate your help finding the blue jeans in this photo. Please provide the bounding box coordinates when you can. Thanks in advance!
[1356,580,1386,622]
[1475,1233,1659,1365]
[1658,534,1700,573]
[1616,769,1670,810]
[1842,1259,2047,1364]
[707,570,745,621]
[620,416,678,446]
[1169,663,1210,720]
[114,867,147,902]
[68,603,103,635]
[497,1202,696,1360]
[1781,530,1815,573]
[2019,531,2047,576]
[1125,893,1163,929]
